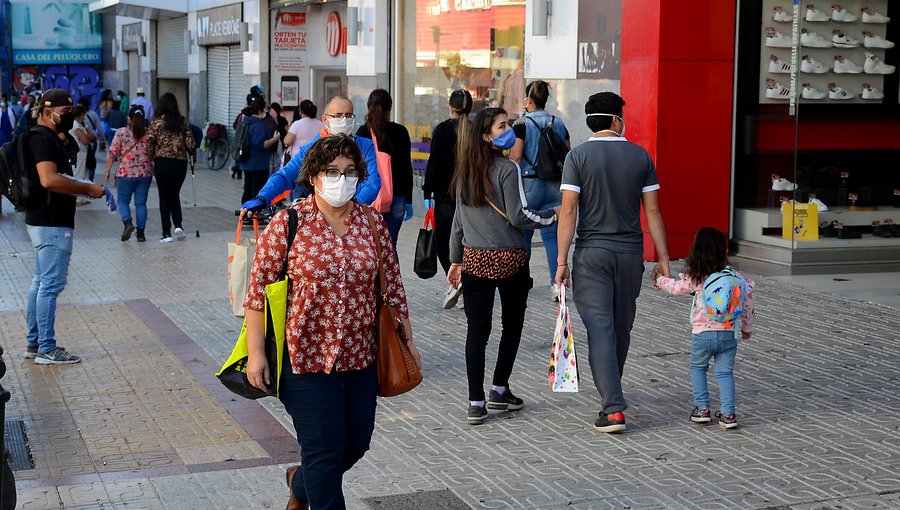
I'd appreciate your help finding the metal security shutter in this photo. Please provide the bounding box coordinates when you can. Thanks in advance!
[207,46,230,127]
[228,46,246,125]
[157,17,188,78]
[127,52,140,97]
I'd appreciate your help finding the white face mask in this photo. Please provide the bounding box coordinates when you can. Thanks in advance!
[587,113,625,137]
[316,175,358,207]
[327,116,356,136]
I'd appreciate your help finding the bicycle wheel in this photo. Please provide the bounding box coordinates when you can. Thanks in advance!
[207,139,230,171]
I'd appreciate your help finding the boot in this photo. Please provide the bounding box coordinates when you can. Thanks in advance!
[285,466,308,510]
[121,220,135,242]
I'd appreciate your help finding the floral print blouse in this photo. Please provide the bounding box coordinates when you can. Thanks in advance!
[107,127,152,178]
[244,196,409,375]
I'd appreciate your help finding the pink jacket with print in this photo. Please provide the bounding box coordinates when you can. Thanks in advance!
[656,272,756,335]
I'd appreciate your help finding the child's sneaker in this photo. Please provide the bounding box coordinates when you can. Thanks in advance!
[715,411,738,429]
[690,407,712,424]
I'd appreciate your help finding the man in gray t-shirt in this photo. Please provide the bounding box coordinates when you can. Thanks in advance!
[556,92,670,434]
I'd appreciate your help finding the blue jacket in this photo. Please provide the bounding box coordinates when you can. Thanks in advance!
[256,134,380,205]
[241,116,271,172]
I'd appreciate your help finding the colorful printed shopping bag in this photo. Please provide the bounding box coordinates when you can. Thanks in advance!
[549,284,579,392]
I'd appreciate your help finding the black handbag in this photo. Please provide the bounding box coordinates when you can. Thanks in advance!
[217,209,297,399]
[414,206,437,279]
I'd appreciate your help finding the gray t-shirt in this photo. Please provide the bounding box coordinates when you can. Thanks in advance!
[560,137,659,253]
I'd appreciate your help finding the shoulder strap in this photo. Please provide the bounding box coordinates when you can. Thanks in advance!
[360,204,388,301]
[280,208,298,280]
[484,195,509,220]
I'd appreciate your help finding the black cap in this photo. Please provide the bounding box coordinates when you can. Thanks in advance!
[40,88,74,108]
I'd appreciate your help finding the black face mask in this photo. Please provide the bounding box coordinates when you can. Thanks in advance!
[53,110,75,132]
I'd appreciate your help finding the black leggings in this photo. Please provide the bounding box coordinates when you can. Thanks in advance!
[242,170,269,204]
[462,266,533,401]
[154,158,187,237]
[434,200,455,275]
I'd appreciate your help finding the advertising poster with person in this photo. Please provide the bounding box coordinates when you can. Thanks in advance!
[10,0,102,65]
[576,0,621,80]
[271,6,309,108]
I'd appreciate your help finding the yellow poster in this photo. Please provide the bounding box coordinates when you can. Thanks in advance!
[782,203,819,241]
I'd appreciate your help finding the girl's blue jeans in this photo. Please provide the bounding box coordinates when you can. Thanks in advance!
[690,330,738,415]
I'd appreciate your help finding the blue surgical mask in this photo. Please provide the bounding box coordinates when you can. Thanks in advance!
[491,128,516,150]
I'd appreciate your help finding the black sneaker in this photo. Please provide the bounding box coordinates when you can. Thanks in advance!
[136,230,146,242]
[715,411,738,429]
[121,222,135,242]
[467,405,488,425]
[487,388,524,411]
[690,407,712,424]
[35,347,81,365]
[594,411,626,433]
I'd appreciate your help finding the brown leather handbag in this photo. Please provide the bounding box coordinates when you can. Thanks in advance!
[361,205,423,397]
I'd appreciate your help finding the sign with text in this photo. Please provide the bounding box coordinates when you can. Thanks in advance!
[197,4,243,46]
[271,6,309,107]
[11,0,102,65]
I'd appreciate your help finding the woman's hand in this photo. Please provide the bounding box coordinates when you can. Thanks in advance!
[447,264,462,288]
[246,351,271,392]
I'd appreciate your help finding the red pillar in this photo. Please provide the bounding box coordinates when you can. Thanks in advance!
[621,0,737,261]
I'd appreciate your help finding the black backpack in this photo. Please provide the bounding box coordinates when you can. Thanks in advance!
[0,131,32,211]
[524,116,569,181]
[232,118,251,163]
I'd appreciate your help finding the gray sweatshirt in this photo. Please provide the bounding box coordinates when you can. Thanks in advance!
[450,158,557,263]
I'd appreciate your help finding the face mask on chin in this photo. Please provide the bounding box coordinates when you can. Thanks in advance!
[316,175,358,207]
[327,116,355,136]
[586,113,625,137]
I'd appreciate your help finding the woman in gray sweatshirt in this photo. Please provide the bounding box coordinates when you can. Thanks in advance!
[447,107,558,425]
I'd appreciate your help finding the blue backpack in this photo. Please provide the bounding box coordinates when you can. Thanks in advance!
[699,266,745,331]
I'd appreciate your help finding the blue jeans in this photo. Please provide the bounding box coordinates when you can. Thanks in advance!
[522,178,561,284]
[26,226,74,354]
[382,195,406,248]
[690,330,738,415]
[280,351,378,510]
[117,176,152,229]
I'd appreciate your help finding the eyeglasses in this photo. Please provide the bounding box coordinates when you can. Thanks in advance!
[325,113,356,119]
[323,168,360,180]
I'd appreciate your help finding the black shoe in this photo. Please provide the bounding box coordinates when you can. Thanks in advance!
[690,407,712,424]
[467,405,488,425]
[136,229,146,242]
[487,388,524,411]
[121,222,135,242]
[594,411,626,433]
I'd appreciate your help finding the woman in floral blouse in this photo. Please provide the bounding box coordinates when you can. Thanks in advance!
[105,105,152,242]
[244,134,420,510]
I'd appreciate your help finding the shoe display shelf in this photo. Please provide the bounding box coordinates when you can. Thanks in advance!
[735,206,900,248]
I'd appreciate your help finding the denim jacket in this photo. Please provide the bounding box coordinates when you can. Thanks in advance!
[520,108,568,178]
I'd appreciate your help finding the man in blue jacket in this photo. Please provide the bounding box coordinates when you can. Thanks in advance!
[240,96,380,214]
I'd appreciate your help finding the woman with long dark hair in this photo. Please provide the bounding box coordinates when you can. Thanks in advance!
[447,107,558,424]
[105,105,152,242]
[424,89,473,309]
[147,92,195,242]
[355,89,414,247]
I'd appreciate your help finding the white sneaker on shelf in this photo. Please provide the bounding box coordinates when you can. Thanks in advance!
[442,285,463,309]
[864,53,896,74]
[768,56,793,74]
[806,8,830,21]
[766,29,793,48]
[832,32,861,48]
[861,85,885,100]
[861,10,890,24]
[801,31,831,48]
[801,55,830,73]
[864,34,895,49]
[765,81,791,100]
[828,86,855,100]
[772,9,793,22]
[834,56,863,74]
[808,197,828,212]
[832,7,858,22]
[772,178,798,191]
[174,227,186,240]
[801,84,828,100]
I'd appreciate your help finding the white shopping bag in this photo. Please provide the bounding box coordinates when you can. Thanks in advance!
[227,218,258,317]
[549,284,579,392]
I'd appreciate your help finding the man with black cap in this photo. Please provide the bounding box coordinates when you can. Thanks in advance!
[23,88,105,365]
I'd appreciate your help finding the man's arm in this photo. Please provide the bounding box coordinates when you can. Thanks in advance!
[641,190,670,277]
[554,189,578,286]
[354,137,381,205]
[254,150,303,205]
[36,161,104,197]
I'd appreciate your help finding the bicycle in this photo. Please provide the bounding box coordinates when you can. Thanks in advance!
[203,123,230,171]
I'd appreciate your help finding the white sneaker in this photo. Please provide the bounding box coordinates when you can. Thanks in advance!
[174,227,186,240]
[768,56,793,74]
[806,8,830,22]
[801,84,827,100]
[442,285,463,309]
[864,53,896,74]
[828,86,855,100]
[864,34,895,49]
[861,85,884,100]
[765,81,791,100]
[801,31,831,48]
[772,8,793,22]
[861,10,890,24]
[800,55,829,73]
[780,199,796,211]
[772,178,798,191]
[551,283,560,303]
[834,56,863,74]
[766,29,793,48]
[808,197,828,212]
[832,32,861,48]
[160,236,175,243]
[831,8,858,22]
